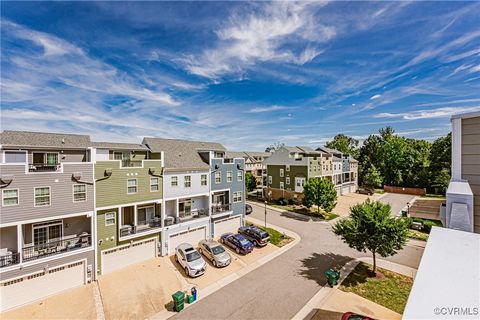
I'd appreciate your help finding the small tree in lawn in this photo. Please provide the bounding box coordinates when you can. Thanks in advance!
[245,172,257,193]
[362,165,383,189]
[332,199,408,274]
[302,178,337,215]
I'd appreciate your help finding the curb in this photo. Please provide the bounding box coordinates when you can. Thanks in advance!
[150,219,301,320]
[248,201,329,224]
[356,257,418,278]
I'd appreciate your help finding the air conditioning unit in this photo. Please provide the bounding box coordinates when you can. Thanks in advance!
[446,180,474,232]
[72,172,82,180]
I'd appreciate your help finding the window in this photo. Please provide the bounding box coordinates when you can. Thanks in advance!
[137,206,155,225]
[73,184,86,202]
[280,169,284,177]
[233,191,242,203]
[268,176,272,184]
[215,172,221,184]
[150,177,159,192]
[237,171,243,181]
[227,171,233,182]
[33,221,62,245]
[113,152,128,160]
[105,212,116,226]
[286,165,290,172]
[184,176,191,188]
[34,187,50,206]
[201,174,207,186]
[171,176,178,187]
[127,179,137,194]
[179,200,192,218]
[2,189,19,206]
[286,177,290,185]
[33,152,58,165]
[280,182,284,189]
[4,151,26,163]
[214,152,224,158]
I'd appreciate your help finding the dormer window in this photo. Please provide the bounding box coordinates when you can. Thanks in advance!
[214,152,224,158]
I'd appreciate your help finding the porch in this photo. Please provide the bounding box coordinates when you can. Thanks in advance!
[164,195,209,226]
[211,190,232,215]
[119,203,162,237]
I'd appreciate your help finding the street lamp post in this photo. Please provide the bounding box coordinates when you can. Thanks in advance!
[264,200,267,228]
[407,202,411,217]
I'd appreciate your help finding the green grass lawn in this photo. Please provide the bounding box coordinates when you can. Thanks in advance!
[407,229,429,241]
[269,203,339,221]
[245,221,293,247]
[340,262,413,314]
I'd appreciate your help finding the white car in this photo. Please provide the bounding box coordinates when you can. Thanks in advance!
[174,243,207,277]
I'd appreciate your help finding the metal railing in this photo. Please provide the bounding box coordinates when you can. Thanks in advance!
[0,252,20,268]
[22,234,91,262]
[28,163,61,172]
[119,218,162,237]
[164,208,209,226]
[211,203,232,214]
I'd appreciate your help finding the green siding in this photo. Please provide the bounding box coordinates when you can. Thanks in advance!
[268,165,307,191]
[108,150,148,161]
[95,160,162,207]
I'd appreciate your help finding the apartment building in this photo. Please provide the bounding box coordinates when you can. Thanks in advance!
[0,131,95,312]
[225,151,271,186]
[92,142,163,275]
[263,145,358,202]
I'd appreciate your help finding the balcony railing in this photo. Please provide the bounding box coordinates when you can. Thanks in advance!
[22,234,91,262]
[28,163,61,172]
[164,208,209,226]
[121,160,143,168]
[212,203,232,215]
[0,252,20,268]
[120,218,162,237]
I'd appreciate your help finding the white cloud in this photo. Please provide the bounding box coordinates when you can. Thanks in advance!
[375,106,480,120]
[248,105,294,113]
[370,94,381,100]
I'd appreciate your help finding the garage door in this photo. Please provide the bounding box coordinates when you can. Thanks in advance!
[214,216,242,238]
[342,186,350,195]
[102,238,156,274]
[1,260,85,312]
[168,226,206,255]
[350,185,357,193]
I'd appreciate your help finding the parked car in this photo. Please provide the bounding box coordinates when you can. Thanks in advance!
[245,204,253,215]
[198,240,231,267]
[174,243,207,277]
[238,226,270,247]
[220,233,254,254]
[341,312,374,320]
[357,188,374,196]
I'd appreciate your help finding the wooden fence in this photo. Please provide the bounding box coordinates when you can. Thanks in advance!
[384,185,426,196]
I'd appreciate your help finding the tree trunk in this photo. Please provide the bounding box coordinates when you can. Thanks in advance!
[317,205,320,214]
[372,250,377,275]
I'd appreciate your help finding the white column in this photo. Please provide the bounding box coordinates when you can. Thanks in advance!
[134,204,138,226]
[118,206,122,227]
[451,117,462,180]
[17,224,23,264]
[175,199,179,217]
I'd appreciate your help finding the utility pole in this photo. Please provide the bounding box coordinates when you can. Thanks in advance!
[264,200,267,228]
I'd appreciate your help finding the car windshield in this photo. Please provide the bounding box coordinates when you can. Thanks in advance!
[239,238,250,246]
[211,246,225,255]
[186,251,201,262]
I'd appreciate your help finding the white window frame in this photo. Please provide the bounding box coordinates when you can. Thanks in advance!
[286,165,290,172]
[127,179,137,194]
[233,191,243,203]
[137,205,156,225]
[150,177,159,192]
[32,152,59,165]
[73,184,87,203]
[280,182,284,190]
[184,175,191,188]
[105,212,116,226]
[201,174,207,186]
[171,176,178,187]
[286,177,290,185]
[215,172,222,184]
[268,176,272,185]
[3,150,27,164]
[2,189,19,206]
[280,169,284,177]
[226,171,233,183]
[214,152,224,158]
[237,171,243,181]
[32,220,63,245]
[34,186,51,207]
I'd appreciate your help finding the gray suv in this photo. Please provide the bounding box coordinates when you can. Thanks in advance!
[175,243,207,277]
[198,240,231,267]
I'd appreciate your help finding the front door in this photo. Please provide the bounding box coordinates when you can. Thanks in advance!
[213,194,225,205]
[295,177,306,193]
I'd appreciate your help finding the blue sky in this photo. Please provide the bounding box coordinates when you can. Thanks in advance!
[1,1,480,150]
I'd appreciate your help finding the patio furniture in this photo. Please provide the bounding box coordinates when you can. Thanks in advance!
[165,216,174,226]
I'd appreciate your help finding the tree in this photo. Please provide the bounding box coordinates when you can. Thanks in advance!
[362,165,383,189]
[325,134,359,157]
[245,172,257,193]
[302,178,337,214]
[265,142,285,153]
[332,199,408,274]
[431,168,450,194]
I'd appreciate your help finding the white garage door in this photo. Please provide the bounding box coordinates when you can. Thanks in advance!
[102,238,156,275]
[1,260,85,312]
[342,186,350,195]
[168,226,206,255]
[214,216,242,238]
[350,185,357,193]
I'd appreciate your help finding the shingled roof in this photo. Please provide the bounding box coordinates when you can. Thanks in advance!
[91,141,149,151]
[143,137,225,170]
[1,130,91,149]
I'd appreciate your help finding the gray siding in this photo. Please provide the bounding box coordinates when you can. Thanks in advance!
[462,116,480,233]
[0,249,94,281]
[211,158,245,215]
[0,163,94,225]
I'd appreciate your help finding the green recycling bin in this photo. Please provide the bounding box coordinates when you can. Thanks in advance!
[325,269,340,287]
[172,291,185,312]
[187,294,195,304]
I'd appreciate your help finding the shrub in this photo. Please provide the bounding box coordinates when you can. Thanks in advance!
[422,220,435,233]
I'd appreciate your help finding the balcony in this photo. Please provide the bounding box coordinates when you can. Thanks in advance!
[0,251,20,268]
[22,233,91,262]
[119,204,161,238]
[121,159,143,168]
[120,218,162,237]
[211,203,232,215]
[28,163,61,173]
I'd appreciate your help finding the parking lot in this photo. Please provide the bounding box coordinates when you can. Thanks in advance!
[332,192,381,218]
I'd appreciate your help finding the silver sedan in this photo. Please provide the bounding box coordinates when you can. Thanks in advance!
[198,240,231,267]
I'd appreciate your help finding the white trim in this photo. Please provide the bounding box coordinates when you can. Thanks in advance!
[150,177,160,192]
[1,150,27,164]
[226,171,233,183]
[105,212,116,227]
[95,199,162,211]
[31,220,64,247]
[72,184,87,203]
[127,178,138,194]
[2,188,19,207]
[1,211,93,228]
[33,186,51,207]
[163,193,209,202]
[451,117,462,180]
[210,188,230,194]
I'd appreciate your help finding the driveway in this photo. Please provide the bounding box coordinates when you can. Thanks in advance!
[379,193,417,216]
[172,198,424,320]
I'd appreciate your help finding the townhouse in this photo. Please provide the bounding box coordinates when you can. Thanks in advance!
[263,145,358,202]
[0,131,95,311]
[225,151,271,187]
[143,138,245,255]
[92,142,163,275]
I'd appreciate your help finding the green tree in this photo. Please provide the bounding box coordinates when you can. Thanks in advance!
[362,165,383,188]
[431,168,450,194]
[265,142,285,153]
[302,178,337,214]
[245,172,257,193]
[332,199,408,274]
[325,134,359,157]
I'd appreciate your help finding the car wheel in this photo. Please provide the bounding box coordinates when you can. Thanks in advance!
[184,267,189,276]
[213,260,217,267]
[236,248,240,254]
[253,240,258,247]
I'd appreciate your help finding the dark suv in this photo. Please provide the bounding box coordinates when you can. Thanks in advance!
[238,226,270,247]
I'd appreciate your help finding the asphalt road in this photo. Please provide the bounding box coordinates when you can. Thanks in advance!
[173,194,424,320]
[379,193,417,216]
